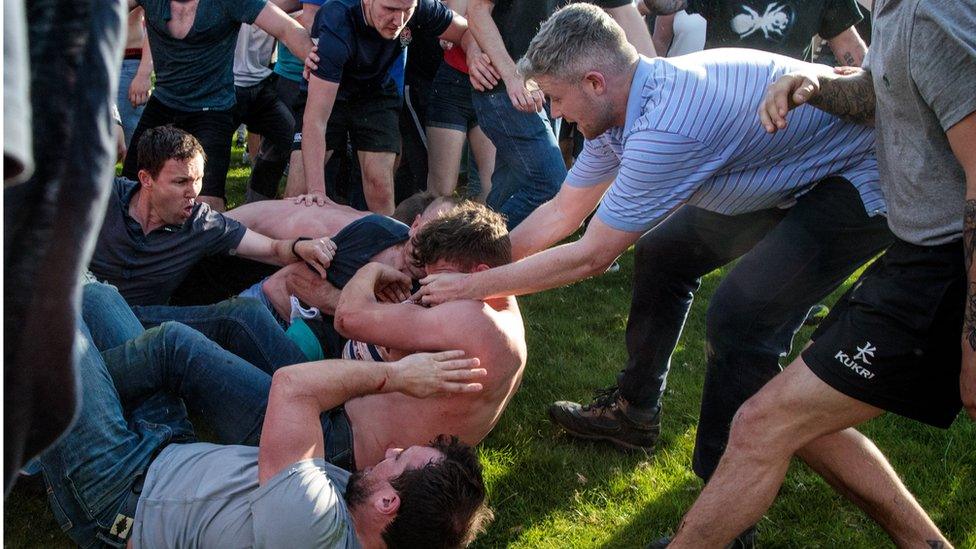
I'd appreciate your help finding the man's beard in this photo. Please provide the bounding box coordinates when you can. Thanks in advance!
[344,470,372,507]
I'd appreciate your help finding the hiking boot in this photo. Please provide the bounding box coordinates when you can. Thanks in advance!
[645,526,756,549]
[548,387,660,451]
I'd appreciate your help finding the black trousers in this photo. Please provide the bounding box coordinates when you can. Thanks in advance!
[121,96,236,200]
[235,74,294,199]
[612,178,893,480]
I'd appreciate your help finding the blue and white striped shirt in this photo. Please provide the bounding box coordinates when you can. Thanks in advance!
[567,50,885,233]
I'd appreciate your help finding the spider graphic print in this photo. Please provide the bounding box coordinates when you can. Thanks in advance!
[730,2,797,40]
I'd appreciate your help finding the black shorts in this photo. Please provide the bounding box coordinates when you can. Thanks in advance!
[292,83,402,155]
[802,238,965,428]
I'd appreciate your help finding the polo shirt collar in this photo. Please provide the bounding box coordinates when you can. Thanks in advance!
[624,56,655,135]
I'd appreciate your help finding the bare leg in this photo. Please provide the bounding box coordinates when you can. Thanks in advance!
[426,126,467,197]
[247,132,262,166]
[669,358,950,548]
[357,150,396,215]
[797,430,949,546]
[468,125,496,202]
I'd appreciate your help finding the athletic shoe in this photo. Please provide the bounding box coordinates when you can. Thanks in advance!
[548,386,660,451]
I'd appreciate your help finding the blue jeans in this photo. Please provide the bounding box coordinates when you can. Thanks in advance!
[127,296,308,375]
[613,178,893,480]
[117,59,146,146]
[472,89,565,228]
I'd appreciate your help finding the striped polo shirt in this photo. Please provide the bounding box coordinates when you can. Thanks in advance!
[567,50,886,233]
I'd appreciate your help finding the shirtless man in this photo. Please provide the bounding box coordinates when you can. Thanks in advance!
[334,202,527,466]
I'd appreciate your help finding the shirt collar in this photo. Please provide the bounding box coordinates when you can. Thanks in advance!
[624,56,655,135]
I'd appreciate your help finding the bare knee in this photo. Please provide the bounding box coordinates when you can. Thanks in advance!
[726,394,797,462]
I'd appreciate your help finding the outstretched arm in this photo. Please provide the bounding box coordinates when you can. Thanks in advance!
[233,229,337,277]
[254,1,313,60]
[258,351,485,482]
[758,64,875,133]
[950,111,976,420]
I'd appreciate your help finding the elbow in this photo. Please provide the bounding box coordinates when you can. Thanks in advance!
[332,305,359,339]
[270,367,302,400]
[584,256,617,278]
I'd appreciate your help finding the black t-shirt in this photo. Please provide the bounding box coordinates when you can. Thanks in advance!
[686,0,863,60]
[490,0,632,62]
[404,27,445,87]
[310,0,454,100]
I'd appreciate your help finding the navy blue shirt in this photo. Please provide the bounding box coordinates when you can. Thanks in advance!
[310,0,453,100]
[139,0,267,111]
[90,178,248,305]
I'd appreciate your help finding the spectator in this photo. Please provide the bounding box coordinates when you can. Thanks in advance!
[663,0,975,546]
[642,0,867,65]
[90,126,333,369]
[119,7,153,147]
[233,23,296,202]
[426,0,497,200]
[120,0,314,212]
[299,0,471,215]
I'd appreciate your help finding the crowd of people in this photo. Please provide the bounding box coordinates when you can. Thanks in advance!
[3,0,973,547]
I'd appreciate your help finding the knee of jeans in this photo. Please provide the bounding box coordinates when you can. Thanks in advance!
[220,297,277,328]
[154,321,208,353]
[705,285,756,348]
[82,281,123,310]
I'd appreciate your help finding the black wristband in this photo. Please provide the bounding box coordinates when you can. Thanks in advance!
[291,237,312,260]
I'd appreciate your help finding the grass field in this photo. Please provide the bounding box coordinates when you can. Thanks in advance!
[4,146,975,548]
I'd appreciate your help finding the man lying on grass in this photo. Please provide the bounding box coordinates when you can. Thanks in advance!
[333,203,528,467]
[35,280,491,548]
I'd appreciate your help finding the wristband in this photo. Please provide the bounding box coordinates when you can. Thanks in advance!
[291,237,312,260]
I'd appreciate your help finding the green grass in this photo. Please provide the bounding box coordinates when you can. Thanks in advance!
[4,147,975,548]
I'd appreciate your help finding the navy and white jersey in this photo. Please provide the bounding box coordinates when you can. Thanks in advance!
[567,49,885,233]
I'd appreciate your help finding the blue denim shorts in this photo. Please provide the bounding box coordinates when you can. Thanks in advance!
[427,63,478,132]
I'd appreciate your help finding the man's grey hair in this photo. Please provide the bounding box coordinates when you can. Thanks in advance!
[517,3,639,82]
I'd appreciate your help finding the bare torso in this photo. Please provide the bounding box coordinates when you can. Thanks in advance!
[125,8,145,50]
[344,297,527,468]
[226,200,368,240]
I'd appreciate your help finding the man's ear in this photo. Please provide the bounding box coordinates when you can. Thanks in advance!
[409,214,423,234]
[373,487,401,516]
[472,263,491,273]
[137,169,153,189]
[583,71,607,95]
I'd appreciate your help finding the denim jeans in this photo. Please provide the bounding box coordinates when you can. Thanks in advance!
[4,0,124,492]
[128,297,308,375]
[117,59,146,146]
[234,74,294,200]
[120,96,237,200]
[40,283,350,546]
[612,178,893,480]
[472,88,565,229]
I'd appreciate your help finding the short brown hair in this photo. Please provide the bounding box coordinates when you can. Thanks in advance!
[136,125,206,179]
[411,202,511,271]
[392,191,460,224]
[382,436,493,548]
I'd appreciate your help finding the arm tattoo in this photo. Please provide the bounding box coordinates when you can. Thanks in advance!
[809,70,876,125]
[842,52,856,66]
[642,0,687,16]
[964,199,976,351]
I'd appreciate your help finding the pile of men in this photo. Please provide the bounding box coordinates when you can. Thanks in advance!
[4,0,973,547]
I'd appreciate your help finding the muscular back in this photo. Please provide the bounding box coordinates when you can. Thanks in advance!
[342,298,527,468]
[226,200,366,240]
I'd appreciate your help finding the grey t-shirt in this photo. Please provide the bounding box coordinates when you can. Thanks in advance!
[234,23,276,88]
[868,0,976,245]
[138,0,267,111]
[89,177,247,305]
[132,443,360,549]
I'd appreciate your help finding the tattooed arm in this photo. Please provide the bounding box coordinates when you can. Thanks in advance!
[758,64,875,133]
[947,110,976,420]
[826,26,867,68]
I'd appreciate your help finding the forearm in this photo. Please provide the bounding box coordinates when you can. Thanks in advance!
[281,24,312,61]
[964,189,975,352]
[137,32,153,74]
[335,270,378,315]
[827,28,867,67]
[301,119,328,195]
[510,198,584,260]
[641,0,687,17]
[606,4,656,57]
[473,240,610,299]
[468,0,517,79]
[810,68,876,125]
